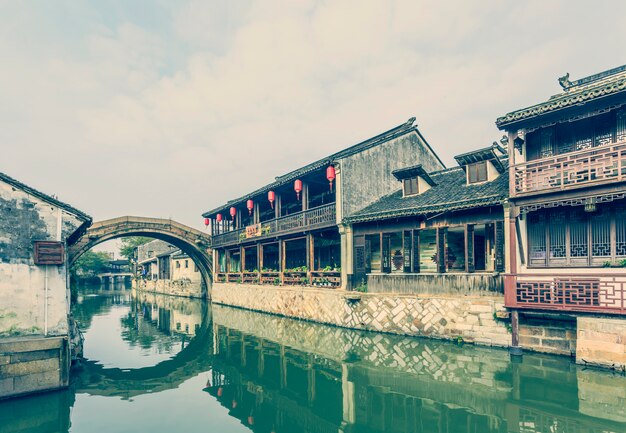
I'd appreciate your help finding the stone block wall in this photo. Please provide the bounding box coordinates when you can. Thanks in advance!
[211,283,511,347]
[577,317,626,371]
[0,336,69,399]
[518,315,577,356]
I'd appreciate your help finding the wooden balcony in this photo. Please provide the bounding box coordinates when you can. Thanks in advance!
[505,274,626,315]
[512,141,626,197]
[211,203,336,248]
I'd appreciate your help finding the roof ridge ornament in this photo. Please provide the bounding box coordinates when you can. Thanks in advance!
[558,72,572,91]
[406,117,417,126]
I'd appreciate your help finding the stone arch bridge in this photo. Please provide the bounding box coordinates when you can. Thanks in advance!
[68,216,213,298]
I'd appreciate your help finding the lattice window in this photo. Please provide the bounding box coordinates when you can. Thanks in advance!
[549,211,567,258]
[569,213,588,258]
[591,209,611,258]
[617,207,626,257]
[528,213,547,266]
[528,203,626,267]
[617,109,626,142]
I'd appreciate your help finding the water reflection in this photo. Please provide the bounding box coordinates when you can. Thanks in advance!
[0,288,625,433]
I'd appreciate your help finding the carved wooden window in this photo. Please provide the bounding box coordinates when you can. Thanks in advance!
[527,204,626,267]
[467,162,487,184]
[403,177,419,196]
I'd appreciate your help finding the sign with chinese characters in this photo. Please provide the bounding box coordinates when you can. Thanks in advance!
[246,224,262,238]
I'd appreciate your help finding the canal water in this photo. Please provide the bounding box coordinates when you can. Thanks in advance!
[1,288,626,433]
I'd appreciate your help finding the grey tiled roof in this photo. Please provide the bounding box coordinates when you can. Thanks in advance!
[0,171,91,222]
[496,65,626,128]
[202,118,444,218]
[344,162,509,223]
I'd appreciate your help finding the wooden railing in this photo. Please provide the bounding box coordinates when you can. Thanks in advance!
[211,203,336,247]
[512,141,626,196]
[216,271,341,288]
[505,274,626,315]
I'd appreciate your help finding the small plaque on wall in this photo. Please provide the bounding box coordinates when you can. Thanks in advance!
[34,241,65,265]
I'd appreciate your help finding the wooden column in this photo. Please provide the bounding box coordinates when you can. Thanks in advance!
[254,202,260,224]
[302,183,309,211]
[240,246,245,273]
[307,233,314,280]
[257,243,262,272]
[279,240,285,284]
[275,194,281,219]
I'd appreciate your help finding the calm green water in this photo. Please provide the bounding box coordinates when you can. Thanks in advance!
[1,288,626,433]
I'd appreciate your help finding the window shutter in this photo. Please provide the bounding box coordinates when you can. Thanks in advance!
[34,241,65,265]
[403,230,412,273]
[412,230,420,273]
[495,221,505,272]
[466,225,475,273]
[382,234,391,273]
[437,228,446,273]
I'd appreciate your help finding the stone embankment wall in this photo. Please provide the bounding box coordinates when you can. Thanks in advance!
[134,278,203,298]
[0,337,69,400]
[577,317,626,371]
[211,283,511,347]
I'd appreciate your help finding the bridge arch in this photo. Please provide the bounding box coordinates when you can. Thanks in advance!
[68,216,213,298]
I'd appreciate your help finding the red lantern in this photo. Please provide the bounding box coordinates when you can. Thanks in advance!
[268,190,275,209]
[326,165,336,192]
[216,213,223,222]
[294,179,303,200]
[217,387,223,397]
[246,199,254,215]
[204,218,210,227]
[230,207,237,220]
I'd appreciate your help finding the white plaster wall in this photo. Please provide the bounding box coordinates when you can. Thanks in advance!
[0,179,86,337]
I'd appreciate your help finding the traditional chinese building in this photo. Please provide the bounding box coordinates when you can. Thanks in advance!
[344,143,508,294]
[203,118,445,290]
[497,65,626,366]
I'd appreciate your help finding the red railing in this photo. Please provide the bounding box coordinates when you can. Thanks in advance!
[512,141,626,196]
[505,274,626,315]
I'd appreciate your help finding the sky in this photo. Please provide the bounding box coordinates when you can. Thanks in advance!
[2,0,626,232]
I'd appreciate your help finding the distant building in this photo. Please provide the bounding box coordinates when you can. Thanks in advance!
[134,240,202,297]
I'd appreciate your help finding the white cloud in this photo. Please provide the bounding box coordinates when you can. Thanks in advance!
[2,0,626,229]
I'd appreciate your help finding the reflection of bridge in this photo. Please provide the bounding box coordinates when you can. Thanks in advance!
[72,296,214,399]
[67,216,213,298]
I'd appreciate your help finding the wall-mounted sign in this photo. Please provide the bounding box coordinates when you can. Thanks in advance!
[246,224,262,238]
[34,241,65,265]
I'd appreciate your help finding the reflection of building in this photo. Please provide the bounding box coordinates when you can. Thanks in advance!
[204,118,445,289]
[346,144,508,293]
[498,65,626,366]
[207,308,626,433]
